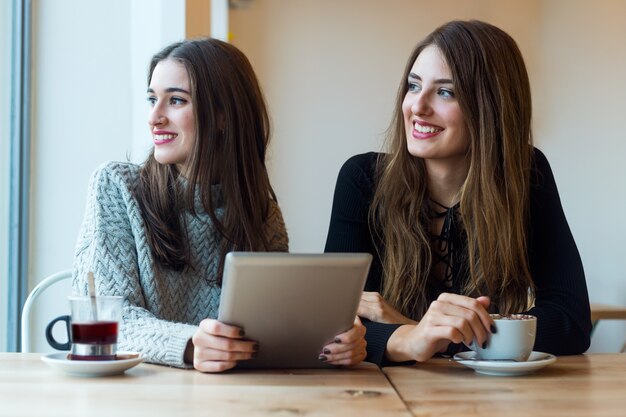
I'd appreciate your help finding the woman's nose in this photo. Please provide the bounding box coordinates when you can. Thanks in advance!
[148,107,166,128]
[411,93,432,116]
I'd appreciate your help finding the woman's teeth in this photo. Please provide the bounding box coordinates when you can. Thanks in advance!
[154,134,176,140]
[414,123,442,133]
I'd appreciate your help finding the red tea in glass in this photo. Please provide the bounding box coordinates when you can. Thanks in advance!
[71,321,118,344]
[68,321,120,361]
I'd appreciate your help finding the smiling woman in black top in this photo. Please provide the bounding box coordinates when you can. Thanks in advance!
[325,20,591,366]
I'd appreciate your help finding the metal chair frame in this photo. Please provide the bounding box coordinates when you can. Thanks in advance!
[20,269,72,352]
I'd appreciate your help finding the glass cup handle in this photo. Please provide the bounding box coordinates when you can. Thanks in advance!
[45,315,72,351]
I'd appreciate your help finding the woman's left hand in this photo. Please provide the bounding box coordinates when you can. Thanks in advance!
[320,316,367,366]
[358,291,417,324]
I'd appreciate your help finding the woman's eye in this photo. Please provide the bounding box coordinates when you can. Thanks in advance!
[408,82,421,93]
[147,96,157,106]
[438,88,455,98]
[170,97,187,105]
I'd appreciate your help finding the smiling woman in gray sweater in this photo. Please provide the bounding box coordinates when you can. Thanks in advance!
[74,38,366,372]
[73,39,291,371]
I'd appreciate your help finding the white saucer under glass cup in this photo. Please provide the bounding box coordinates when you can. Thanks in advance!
[46,296,123,361]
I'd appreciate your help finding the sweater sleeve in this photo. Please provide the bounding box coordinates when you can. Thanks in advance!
[72,163,197,368]
[527,149,591,355]
[324,153,405,366]
[265,199,289,252]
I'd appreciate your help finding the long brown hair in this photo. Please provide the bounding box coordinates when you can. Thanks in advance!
[137,38,276,278]
[371,20,534,317]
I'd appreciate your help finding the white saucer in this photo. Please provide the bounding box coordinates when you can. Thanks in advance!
[453,351,556,376]
[41,352,143,377]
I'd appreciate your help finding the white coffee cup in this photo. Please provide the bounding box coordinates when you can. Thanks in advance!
[468,314,537,361]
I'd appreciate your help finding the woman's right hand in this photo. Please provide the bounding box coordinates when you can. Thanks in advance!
[191,318,258,373]
[387,293,494,362]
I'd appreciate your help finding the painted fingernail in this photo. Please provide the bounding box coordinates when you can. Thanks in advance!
[253,343,259,352]
[318,354,327,362]
[251,352,258,358]
[323,348,331,355]
[239,329,245,337]
[490,324,497,334]
[334,337,342,344]
[482,341,488,349]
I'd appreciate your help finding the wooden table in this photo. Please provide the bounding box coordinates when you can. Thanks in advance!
[0,353,409,417]
[4,353,626,416]
[384,353,626,417]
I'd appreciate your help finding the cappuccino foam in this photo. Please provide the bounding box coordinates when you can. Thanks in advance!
[491,313,535,321]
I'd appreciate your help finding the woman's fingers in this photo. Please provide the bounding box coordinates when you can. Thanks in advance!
[359,292,385,320]
[192,342,256,373]
[331,317,366,344]
[421,324,466,348]
[427,294,494,346]
[199,318,245,338]
[421,311,474,345]
[476,295,491,310]
[436,293,494,330]
[322,339,367,365]
[361,291,384,302]
[193,331,258,353]
[195,345,257,362]
[324,345,367,365]
[321,317,367,366]
[356,303,373,320]
[357,296,381,321]
[358,292,416,324]
[192,319,258,373]
[194,360,238,373]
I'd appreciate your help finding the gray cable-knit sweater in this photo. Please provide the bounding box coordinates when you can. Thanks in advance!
[73,162,289,368]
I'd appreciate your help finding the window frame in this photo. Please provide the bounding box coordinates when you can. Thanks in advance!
[5,0,31,352]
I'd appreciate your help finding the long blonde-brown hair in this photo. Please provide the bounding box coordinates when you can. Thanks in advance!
[137,39,276,281]
[371,20,534,318]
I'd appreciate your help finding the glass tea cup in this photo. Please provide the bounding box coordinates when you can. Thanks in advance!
[46,296,123,361]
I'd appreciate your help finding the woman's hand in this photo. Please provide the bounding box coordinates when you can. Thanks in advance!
[319,316,367,366]
[190,319,258,373]
[387,293,494,362]
[358,291,417,324]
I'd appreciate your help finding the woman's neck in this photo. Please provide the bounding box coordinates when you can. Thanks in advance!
[424,158,469,207]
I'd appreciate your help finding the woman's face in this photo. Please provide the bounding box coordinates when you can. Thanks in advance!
[402,45,469,168]
[147,59,196,172]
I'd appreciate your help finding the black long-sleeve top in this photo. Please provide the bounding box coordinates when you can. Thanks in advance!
[325,148,591,366]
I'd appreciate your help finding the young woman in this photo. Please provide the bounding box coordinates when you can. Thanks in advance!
[325,20,591,365]
[74,39,366,372]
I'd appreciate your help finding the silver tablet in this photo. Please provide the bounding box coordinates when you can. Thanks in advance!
[218,252,371,369]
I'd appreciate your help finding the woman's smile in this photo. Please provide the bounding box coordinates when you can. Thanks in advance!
[411,120,444,139]
[152,129,178,145]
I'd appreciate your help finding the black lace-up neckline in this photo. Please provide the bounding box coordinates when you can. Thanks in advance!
[430,199,461,289]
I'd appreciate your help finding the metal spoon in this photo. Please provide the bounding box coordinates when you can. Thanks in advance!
[87,271,98,321]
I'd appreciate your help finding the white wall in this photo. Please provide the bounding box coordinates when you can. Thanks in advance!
[533,0,626,351]
[26,0,626,352]
[28,0,185,352]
